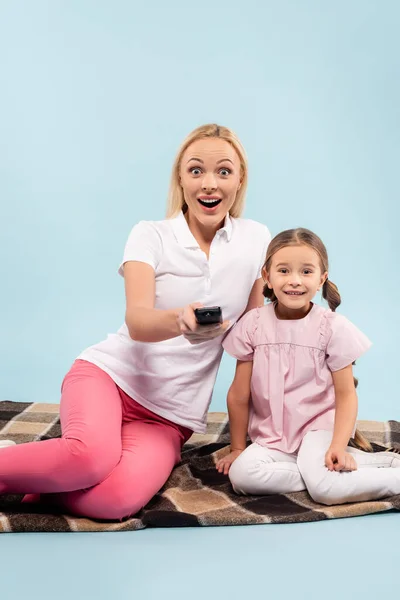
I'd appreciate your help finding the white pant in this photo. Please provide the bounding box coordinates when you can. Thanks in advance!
[229,430,400,505]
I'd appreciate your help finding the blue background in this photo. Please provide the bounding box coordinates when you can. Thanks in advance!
[0,2,398,598]
[1,1,398,420]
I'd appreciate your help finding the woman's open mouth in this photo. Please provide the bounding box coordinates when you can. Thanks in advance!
[197,198,222,209]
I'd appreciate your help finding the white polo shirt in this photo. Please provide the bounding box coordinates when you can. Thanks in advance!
[78,211,271,432]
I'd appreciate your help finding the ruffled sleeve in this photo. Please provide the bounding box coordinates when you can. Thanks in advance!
[322,311,372,372]
[222,308,260,361]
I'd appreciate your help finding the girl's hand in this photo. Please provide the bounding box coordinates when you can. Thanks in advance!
[216,449,243,475]
[178,303,230,345]
[325,446,358,472]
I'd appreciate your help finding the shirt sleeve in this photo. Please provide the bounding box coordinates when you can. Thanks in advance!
[118,221,163,276]
[256,225,272,279]
[325,313,372,372]
[222,308,258,361]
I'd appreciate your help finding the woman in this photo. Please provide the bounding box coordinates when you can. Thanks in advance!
[0,124,271,520]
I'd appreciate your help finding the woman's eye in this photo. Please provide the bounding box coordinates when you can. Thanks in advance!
[219,168,231,176]
[190,167,202,175]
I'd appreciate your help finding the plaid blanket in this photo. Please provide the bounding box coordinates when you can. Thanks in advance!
[0,400,399,533]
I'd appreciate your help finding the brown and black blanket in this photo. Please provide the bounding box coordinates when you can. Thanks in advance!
[0,401,399,533]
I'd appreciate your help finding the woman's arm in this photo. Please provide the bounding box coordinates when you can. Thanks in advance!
[124,261,230,344]
[243,278,265,313]
[124,261,182,343]
[325,364,358,471]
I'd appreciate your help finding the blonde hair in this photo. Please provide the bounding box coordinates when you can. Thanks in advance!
[166,124,248,219]
[263,228,373,453]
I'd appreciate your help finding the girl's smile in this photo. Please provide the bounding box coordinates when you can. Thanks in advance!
[264,244,327,319]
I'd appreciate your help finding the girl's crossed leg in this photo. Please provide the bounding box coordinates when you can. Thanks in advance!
[229,430,400,505]
[229,443,306,495]
[297,430,400,505]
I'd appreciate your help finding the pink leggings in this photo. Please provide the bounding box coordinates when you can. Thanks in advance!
[0,360,192,520]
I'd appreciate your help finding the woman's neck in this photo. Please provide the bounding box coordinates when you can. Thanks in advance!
[184,210,226,248]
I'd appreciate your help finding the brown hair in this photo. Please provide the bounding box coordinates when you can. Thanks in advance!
[262,228,340,310]
[262,228,373,452]
[166,123,248,219]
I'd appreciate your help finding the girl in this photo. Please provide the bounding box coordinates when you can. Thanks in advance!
[217,228,400,506]
[0,124,270,520]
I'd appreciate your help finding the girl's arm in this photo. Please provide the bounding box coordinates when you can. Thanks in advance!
[216,360,253,474]
[325,364,358,471]
[228,360,253,451]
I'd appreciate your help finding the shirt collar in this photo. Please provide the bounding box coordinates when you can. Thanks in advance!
[171,211,233,247]
[220,212,233,241]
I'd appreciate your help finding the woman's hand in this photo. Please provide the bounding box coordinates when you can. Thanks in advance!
[325,446,358,472]
[216,449,243,475]
[178,303,230,345]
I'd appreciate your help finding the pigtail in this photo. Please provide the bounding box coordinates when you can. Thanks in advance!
[262,282,277,302]
[322,279,341,312]
[352,429,373,452]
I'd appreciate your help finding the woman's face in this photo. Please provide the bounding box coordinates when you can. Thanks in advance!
[179,138,242,228]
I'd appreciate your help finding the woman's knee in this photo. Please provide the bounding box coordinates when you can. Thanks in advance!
[66,485,150,521]
[62,437,120,488]
[93,489,145,521]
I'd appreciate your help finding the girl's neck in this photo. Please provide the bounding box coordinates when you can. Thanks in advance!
[274,301,313,321]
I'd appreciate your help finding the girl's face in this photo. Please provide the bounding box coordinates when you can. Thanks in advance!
[179,138,242,229]
[264,244,328,318]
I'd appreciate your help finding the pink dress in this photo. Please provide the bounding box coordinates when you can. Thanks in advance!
[222,303,372,454]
